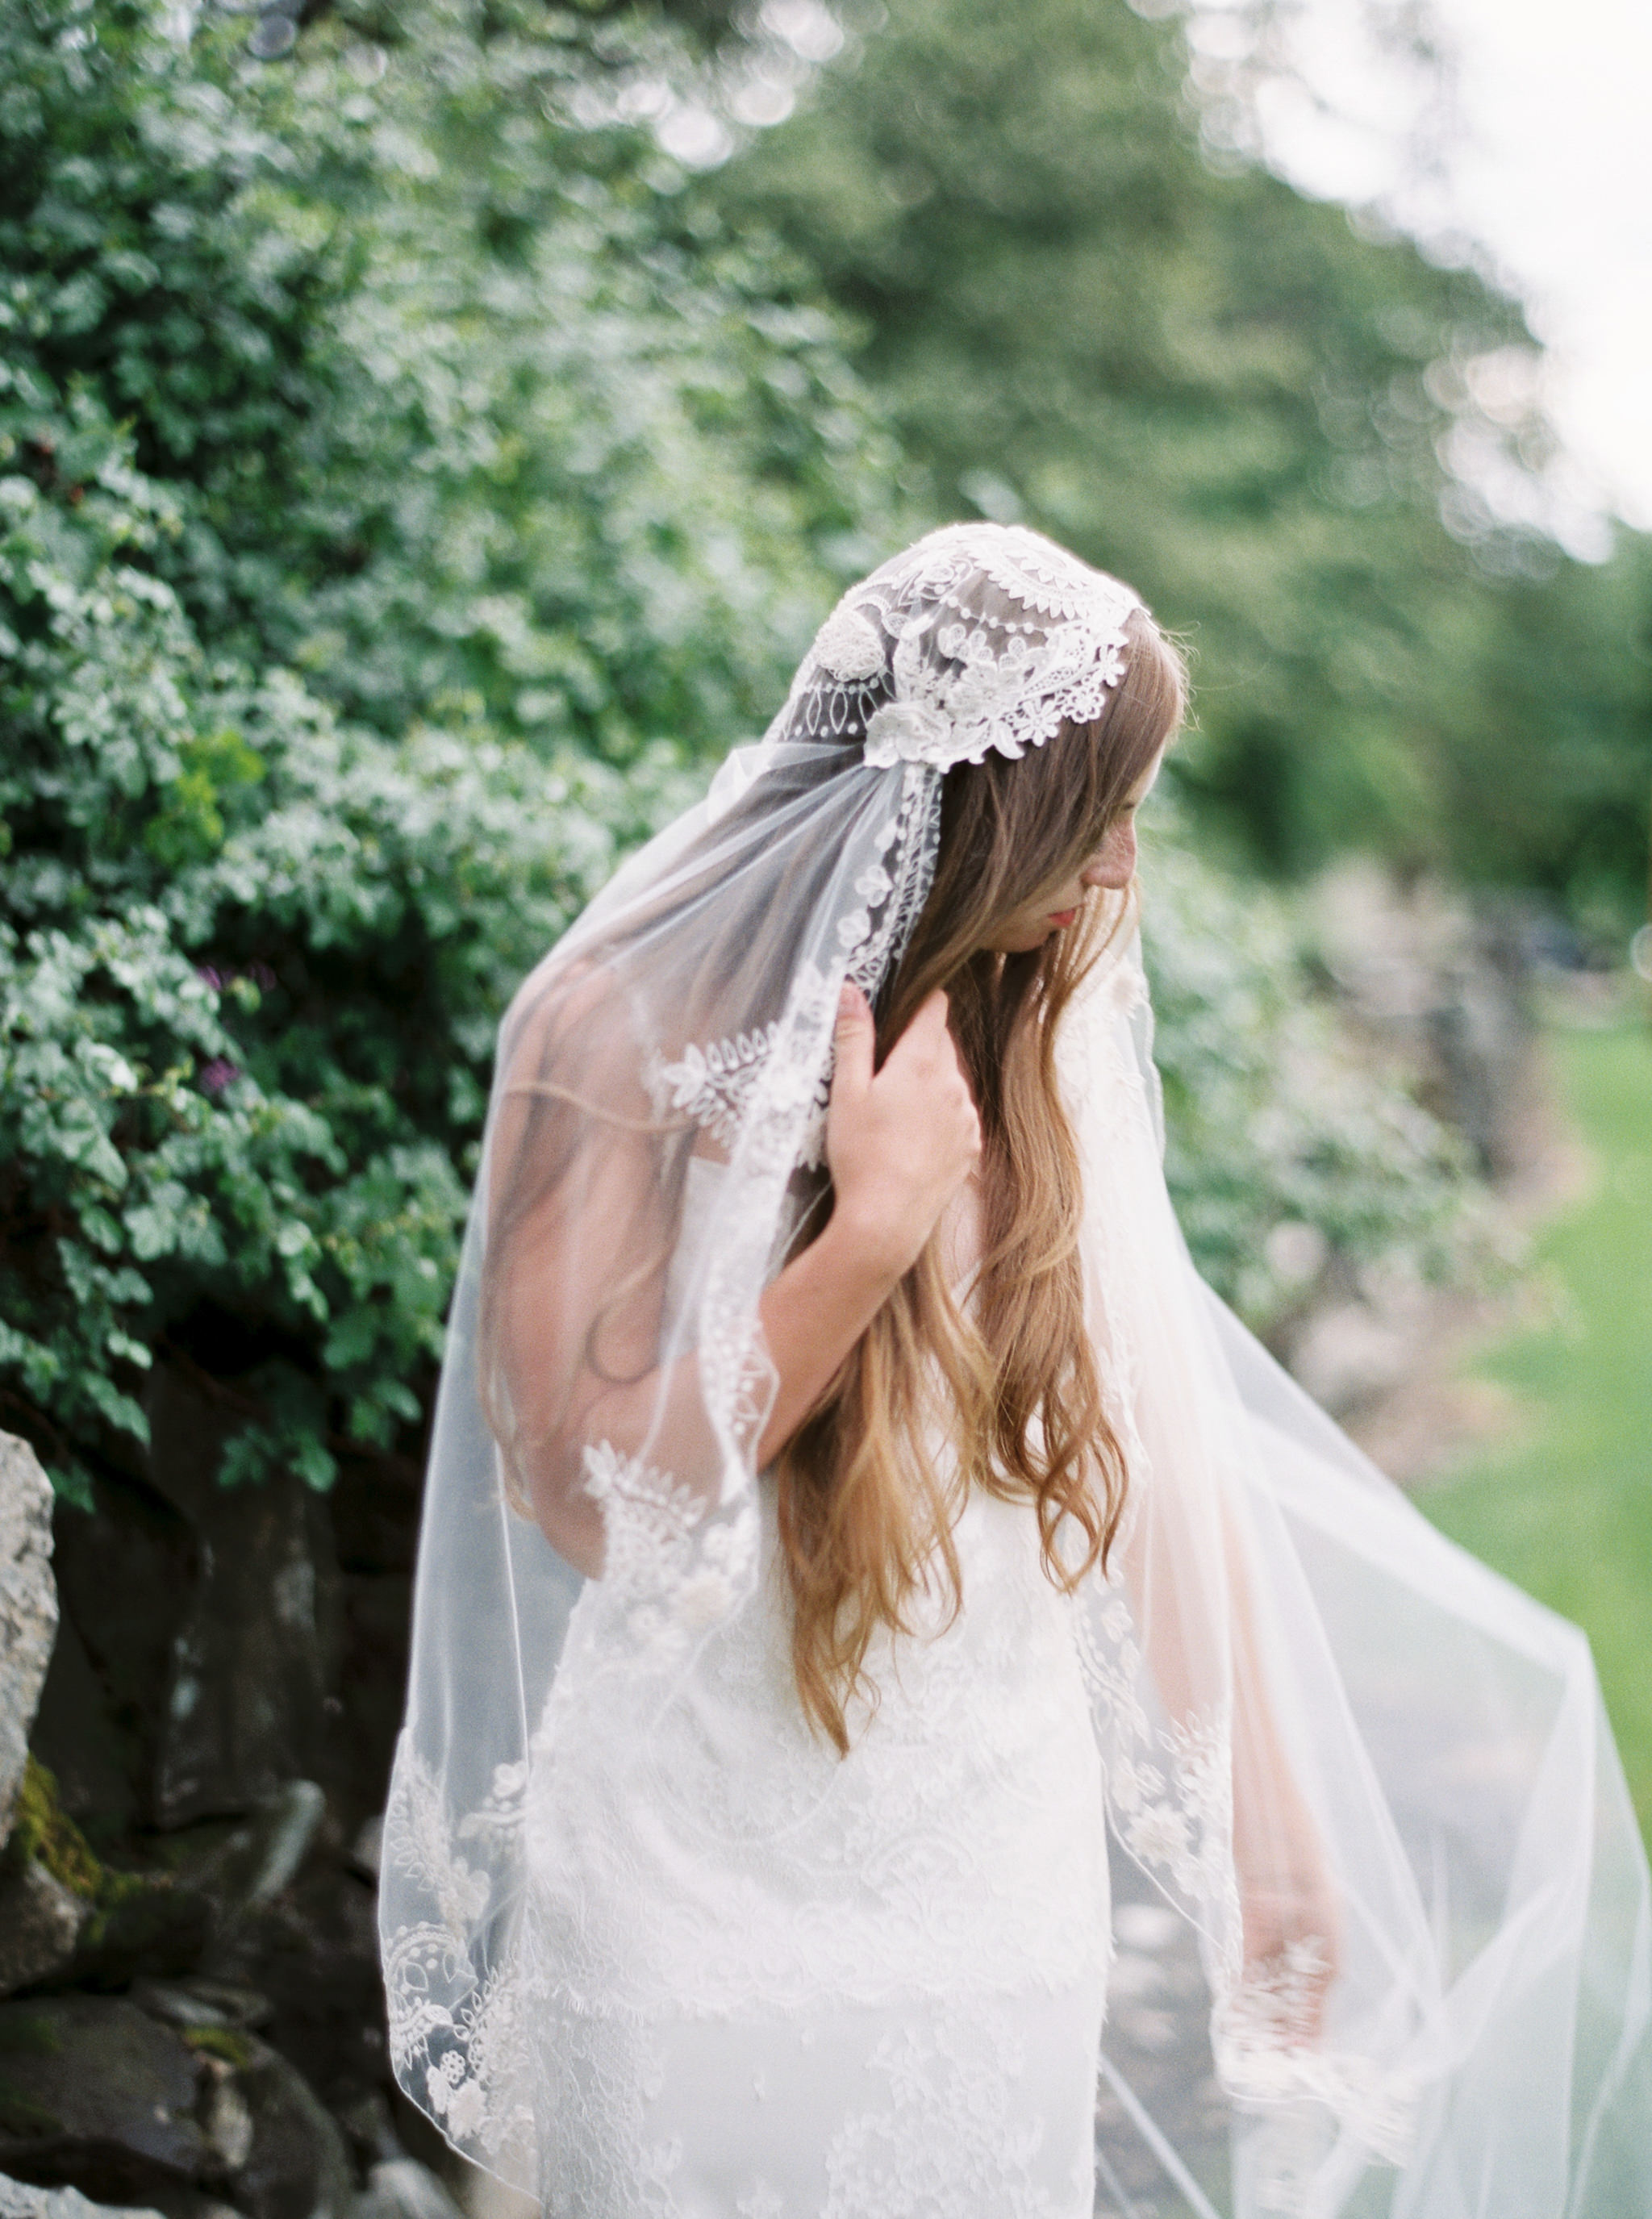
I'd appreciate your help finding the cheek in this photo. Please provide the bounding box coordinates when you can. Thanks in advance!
[1088,824,1137,887]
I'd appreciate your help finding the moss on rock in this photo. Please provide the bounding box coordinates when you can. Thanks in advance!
[0,2013,66,2058]
[4,1762,102,1903]
[2,1758,213,1988]
[181,2025,256,2071]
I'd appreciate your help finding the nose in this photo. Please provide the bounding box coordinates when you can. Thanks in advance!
[1079,820,1137,891]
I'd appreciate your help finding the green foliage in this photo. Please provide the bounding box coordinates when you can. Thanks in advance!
[2,0,899,752]
[715,0,1652,906]
[1141,820,1482,1327]
[0,0,890,1501]
[0,0,1495,1511]
[1426,1022,1652,1833]
[1433,537,1652,932]
[0,398,605,1499]
[6,1757,103,1900]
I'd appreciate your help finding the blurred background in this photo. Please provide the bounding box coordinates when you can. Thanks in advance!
[0,0,1647,2213]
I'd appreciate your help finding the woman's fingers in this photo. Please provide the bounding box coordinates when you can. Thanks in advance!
[824,983,979,1273]
[1240,1873,1341,2045]
[880,993,978,1150]
[832,979,875,1103]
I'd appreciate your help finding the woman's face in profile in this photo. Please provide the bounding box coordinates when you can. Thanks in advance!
[978,746,1166,955]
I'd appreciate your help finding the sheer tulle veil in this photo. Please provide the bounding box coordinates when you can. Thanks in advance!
[379,523,1652,2215]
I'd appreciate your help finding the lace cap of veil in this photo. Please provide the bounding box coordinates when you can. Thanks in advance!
[380,523,1652,2217]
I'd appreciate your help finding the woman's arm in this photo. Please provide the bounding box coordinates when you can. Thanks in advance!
[754,980,979,1465]
[1225,1511,1342,2032]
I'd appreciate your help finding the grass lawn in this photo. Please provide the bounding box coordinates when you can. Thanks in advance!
[1422,1016,1652,1837]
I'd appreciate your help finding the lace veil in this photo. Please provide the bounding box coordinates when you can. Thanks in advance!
[380,524,1652,2216]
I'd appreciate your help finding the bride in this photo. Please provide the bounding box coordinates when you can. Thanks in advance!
[379,524,1652,2218]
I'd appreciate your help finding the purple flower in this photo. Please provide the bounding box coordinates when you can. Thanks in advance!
[198,1058,241,1097]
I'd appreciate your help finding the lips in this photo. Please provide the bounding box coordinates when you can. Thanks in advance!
[1047,908,1078,928]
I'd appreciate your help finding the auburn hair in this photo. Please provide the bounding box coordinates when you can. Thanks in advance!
[777,606,1187,1750]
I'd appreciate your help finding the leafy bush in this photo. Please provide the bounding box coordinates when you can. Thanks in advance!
[0,0,1487,1511]
[0,398,617,1500]
[716,0,1652,911]
[0,0,890,1504]
[1141,823,1486,1330]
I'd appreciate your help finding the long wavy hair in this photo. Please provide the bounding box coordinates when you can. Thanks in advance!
[479,605,1186,1747]
[778,606,1187,1750]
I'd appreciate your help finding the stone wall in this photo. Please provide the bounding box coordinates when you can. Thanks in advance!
[0,1429,448,2219]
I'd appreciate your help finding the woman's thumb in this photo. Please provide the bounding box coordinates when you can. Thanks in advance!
[832,979,874,1096]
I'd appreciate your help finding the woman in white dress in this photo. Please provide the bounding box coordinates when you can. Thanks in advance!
[380,525,1652,2218]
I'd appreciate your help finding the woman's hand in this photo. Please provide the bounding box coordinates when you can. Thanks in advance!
[1239,1842,1342,2045]
[825,982,981,1278]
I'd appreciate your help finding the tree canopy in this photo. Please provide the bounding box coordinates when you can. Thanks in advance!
[0,0,1587,1507]
[0,0,891,1499]
[715,0,1652,907]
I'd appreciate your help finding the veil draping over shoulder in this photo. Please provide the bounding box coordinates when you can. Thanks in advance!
[379,524,1652,2217]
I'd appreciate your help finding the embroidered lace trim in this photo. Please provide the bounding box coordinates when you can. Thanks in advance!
[795,523,1141,773]
[382,926,1418,2213]
[645,763,941,1171]
[382,1746,535,2174]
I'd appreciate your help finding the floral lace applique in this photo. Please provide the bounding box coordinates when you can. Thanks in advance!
[382,1748,536,2175]
[797,524,1141,773]
[1217,1947,1417,2171]
[862,699,953,768]
[820,2012,1078,2219]
[645,1026,787,1158]
[1074,1592,1237,1928]
[385,1743,494,1938]
[809,603,885,683]
[647,765,941,1175]
[580,1439,758,1662]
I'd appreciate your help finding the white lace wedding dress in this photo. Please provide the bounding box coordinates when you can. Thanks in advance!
[518,1157,1112,2218]
[383,526,1652,2214]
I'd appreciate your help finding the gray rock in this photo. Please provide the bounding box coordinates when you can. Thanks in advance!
[0,1434,57,1846]
[128,1980,273,2035]
[346,1814,382,1883]
[232,2041,353,2219]
[143,1370,341,1829]
[198,2072,254,2175]
[127,1783,327,1948]
[0,1857,87,1995]
[1312,862,1537,1181]
[0,1996,351,2219]
[37,1468,193,1836]
[0,1995,214,2202]
[351,2161,465,2219]
[25,1610,140,1835]
[0,2175,165,2219]
[242,1781,325,1913]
